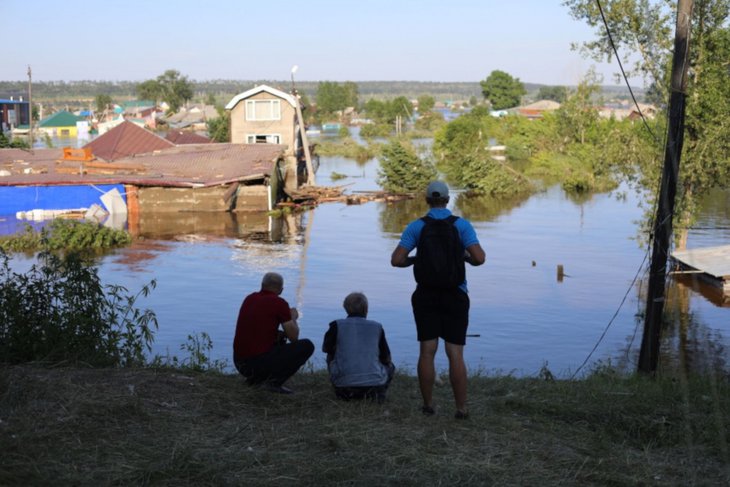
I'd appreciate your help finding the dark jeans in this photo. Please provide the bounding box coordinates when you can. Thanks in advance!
[334,362,396,403]
[234,339,314,387]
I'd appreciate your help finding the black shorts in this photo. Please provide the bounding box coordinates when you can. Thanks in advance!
[411,286,470,345]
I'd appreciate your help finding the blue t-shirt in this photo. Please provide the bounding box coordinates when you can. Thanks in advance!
[398,208,480,293]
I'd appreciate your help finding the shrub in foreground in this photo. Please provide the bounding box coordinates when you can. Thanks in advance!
[0,249,157,366]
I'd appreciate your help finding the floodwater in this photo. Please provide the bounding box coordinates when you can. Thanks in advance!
[5,147,730,377]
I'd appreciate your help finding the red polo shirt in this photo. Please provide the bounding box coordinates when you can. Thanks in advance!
[233,290,293,359]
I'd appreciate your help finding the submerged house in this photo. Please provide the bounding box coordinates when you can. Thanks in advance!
[225,84,316,191]
[38,110,86,137]
[0,121,287,235]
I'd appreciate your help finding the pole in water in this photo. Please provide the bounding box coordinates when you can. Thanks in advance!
[557,264,565,282]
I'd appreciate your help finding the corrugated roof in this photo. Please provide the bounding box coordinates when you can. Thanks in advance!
[0,144,285,188]
[83,121,174,161]
[165,131,212,144]
[39,110,84,128]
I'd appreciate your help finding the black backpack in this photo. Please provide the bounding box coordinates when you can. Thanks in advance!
[413,215,465,289]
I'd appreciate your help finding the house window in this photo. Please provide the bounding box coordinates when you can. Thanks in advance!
[246,134,281,144]
[60,129,70,136]
[245,99,281,121]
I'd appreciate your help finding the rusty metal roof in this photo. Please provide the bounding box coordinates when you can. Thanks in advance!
[84,121,174,161]
[0,144,285,188]
[165,131,212,144]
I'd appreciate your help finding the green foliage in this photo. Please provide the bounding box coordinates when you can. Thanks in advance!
[316,139,377,162]
[554,71,602,145]
[414,111,446,132]
[362,97,413,125]
[417,94,436,113]
[0,249,157,366]
[337,125,350,138]
[94,94,113,113]
[0,132,29,149]
[359,123,392,138]
[377,139,437,193]
[137,69,193,113]
[206,113,230,143]
[565,0,730,230]
[0,220,132,253]
[330,171,347,181]
[152,332,227,372]
[480,70,526,110]
[536,85,568,102]
[315,81,359,116]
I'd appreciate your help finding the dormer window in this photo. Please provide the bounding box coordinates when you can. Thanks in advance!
[245,99,281,121]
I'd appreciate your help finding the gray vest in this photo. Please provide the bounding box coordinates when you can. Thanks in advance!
[328,316,388,387]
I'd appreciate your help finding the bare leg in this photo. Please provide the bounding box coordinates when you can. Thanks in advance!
[417,339,438,407]
[444,341,467,413]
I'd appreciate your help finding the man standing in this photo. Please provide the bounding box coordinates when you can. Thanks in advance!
[391,181,485,418]
[322,292,395,403]
[233,272,314,394]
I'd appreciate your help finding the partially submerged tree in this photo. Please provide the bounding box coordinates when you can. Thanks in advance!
[564,0,730,234]
[377,139,437,193]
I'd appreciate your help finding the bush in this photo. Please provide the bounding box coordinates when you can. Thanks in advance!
[0,220,131,253]
[0,249,157,366]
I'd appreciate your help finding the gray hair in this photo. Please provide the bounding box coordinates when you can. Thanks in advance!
[261,272,284,292]
[343,292,368,317]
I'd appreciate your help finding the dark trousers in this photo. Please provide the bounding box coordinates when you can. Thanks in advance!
[234,339,314,386]
[334,362,396,403]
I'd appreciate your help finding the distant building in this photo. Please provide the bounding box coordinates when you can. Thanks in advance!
[0,97,31,133]
[38,110,85,137]
[516,100,561,119]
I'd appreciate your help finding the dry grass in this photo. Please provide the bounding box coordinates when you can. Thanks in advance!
[1,365,729,486]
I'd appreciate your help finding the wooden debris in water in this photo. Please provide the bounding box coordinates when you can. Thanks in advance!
[284,185,414,207]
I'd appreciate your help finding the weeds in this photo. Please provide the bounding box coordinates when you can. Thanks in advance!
[0,249,157,366]
[0,220,131,253]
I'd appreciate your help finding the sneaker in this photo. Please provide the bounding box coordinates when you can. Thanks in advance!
[263,383,294,394]
[421,405,435,416]
[454,410,469,420]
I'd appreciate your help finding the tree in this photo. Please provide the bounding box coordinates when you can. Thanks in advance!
[417,95,436,113]
[136,69,193,113]
[537,86,569,102]
[206,113,229,143]
[95,94,113,114]
[316,81,359,116]
[564,0,730,234]
[555,71,602,145]
[480,70,526,110]
[377,139,437,193]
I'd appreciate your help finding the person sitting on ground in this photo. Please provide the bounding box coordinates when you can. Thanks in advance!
[322,292,395,403]
[233,272,314,394]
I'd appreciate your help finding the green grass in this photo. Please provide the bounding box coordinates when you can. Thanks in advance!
[1,365,728,486]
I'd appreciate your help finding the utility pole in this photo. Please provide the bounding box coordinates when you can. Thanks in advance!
[638,0,693,374]
[27,65,33,147]
[290,66,315,186]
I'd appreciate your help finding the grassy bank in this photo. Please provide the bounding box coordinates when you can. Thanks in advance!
[1,366,728,485]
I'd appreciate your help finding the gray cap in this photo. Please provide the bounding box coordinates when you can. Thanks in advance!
[426,181,449,198]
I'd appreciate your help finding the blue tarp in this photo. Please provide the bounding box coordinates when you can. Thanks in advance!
[0,184,126,214]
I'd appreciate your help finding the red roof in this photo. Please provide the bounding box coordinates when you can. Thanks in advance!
[0,144,285,188]
[165,130,212,145]
[83,121,174,161]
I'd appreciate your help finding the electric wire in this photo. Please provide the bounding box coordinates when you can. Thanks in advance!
[570,0,673,378]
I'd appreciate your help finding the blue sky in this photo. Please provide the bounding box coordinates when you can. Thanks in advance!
[1,0,629,86]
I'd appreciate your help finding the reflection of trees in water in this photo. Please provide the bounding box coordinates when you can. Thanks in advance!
[378,191,537,234]
[453,192,531,223]
[377,198,429,235]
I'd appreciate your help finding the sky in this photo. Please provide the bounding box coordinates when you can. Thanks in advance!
[1,0,632,86]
